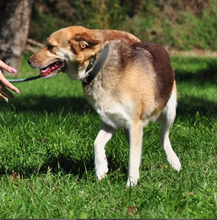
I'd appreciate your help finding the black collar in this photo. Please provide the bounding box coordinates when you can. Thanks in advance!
[82,44,109,85]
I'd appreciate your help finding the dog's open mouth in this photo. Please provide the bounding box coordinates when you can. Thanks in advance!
[40,60,65,78]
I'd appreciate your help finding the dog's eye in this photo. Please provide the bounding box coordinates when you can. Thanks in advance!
[47,44,54,50]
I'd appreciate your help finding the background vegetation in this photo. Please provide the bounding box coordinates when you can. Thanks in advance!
[29,0,217,50]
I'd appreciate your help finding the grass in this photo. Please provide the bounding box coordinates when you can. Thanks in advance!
[0,54,216,218]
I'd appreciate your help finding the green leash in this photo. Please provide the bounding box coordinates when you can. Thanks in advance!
[8,75,41,83]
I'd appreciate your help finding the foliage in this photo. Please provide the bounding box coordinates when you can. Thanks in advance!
[28,0,217,50]
[0,54,216,218]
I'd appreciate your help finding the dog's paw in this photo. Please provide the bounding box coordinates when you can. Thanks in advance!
[126,171,139,187]
[95,162,109,180]
[126,177,138,187]
[167,153,182,171]
[126,168,140,187]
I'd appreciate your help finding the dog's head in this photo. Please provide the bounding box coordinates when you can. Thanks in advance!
[28,26,102,80]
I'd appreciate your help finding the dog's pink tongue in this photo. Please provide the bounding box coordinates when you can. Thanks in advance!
[40,67,51,77]
[40,62,63,77]
[40,63,57,77]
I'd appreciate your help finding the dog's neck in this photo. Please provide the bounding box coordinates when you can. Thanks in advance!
[82,44,109,85]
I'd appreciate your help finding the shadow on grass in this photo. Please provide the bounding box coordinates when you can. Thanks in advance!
[41,154,95,179]
[174,57,217,116]
[0,156,95,180]
[0,95,95,115]
[173,56,217,85]
[177,96,217,116]
[4,92,217,118]
[0,152,128,181]
[36,153,128,181]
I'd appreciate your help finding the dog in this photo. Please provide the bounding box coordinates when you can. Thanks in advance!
[28,26,181,186]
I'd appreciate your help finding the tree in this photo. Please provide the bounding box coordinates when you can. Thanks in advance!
[0,0,33,76]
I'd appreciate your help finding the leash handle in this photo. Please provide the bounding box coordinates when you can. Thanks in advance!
[7,75,41,83]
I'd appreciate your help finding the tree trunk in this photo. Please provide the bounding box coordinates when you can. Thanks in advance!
[0,0,33,76]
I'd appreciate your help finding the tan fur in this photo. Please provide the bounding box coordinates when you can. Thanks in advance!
[28,26,181,186]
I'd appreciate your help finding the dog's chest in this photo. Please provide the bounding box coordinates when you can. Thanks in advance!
[96,103,130,129]
[85,89,132,129]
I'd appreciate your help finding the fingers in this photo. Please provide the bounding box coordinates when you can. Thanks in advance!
[0,88,15,101]
[3,86,15,98]
[0,92,10,102]
[0,60,20,102]
[2,79,20,94]
[0,71,20,95]
[0,83,15,101]
[0,60,17,74]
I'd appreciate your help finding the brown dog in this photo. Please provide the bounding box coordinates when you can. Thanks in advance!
[28,26,181,186]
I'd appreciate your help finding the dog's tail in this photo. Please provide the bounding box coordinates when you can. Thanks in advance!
[131,42,175,107]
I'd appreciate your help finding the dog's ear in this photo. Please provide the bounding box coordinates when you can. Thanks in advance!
[75,33,100,49]
[69,32,101,63]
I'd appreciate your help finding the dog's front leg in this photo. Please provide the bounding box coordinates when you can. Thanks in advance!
[94,122,115,180]
[127,120,143,186]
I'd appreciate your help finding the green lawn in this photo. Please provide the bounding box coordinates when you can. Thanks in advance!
[0,54,216,219]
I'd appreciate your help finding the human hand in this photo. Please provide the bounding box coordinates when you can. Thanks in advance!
[0,60,20,102]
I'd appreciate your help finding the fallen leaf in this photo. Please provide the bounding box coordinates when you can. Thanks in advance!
[9,172,19,182]
[188,191,195,196]
[127,205,137,216]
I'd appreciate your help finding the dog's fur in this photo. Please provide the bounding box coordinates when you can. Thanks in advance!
[28,26,181,186]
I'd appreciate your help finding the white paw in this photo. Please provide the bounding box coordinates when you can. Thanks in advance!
[95,161,109,180]
[167,153,182,171]
[126,177,138,187]
[126,171,139,187]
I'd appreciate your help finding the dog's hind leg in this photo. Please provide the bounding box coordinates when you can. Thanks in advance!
[94,122,116,180]
[126,120,143,186]
[158,88,181,171]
